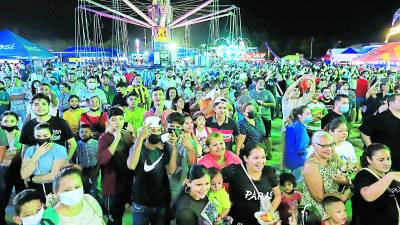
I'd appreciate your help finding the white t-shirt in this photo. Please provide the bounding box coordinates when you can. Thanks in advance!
[282,94,311,131]
[335,141,357,163]
[306,141,357,163]
[59,194,104,225]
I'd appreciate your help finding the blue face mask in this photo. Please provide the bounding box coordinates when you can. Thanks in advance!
[304,115,313,124]
[339,104,350,114]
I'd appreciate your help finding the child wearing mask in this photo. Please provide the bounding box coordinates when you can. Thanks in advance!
[74,124,99,199]
[12,189,60,225]
[321,196,347,225]
[278,173,302,225]
[208,168,232,225]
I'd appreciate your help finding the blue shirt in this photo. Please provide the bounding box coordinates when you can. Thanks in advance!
[76,139,98,168]
[284,120,310,170]
[24,143,67,176]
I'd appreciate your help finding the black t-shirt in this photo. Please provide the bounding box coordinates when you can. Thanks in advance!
[175,193,217,225]
[206,116,240,152]
[359,110,400,170]
[222,164,279,225]
[131,143,172,207]
[352,169,400,225]
[20,116,74,147]
[321,98,335,111]
[321,110,346,130]
[364,96,382,120]
[112,94,128,107]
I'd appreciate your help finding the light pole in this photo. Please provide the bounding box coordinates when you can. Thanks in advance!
[135,39,140,55]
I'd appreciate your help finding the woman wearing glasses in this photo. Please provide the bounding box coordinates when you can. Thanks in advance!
[302,131,351,215]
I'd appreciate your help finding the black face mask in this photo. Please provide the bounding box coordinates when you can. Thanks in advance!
[148,134,161,144]
[90,107,99,112]
[35,138,51,146]
[247,111,255,119]
[1,125,16,132]
[70,105,79,110]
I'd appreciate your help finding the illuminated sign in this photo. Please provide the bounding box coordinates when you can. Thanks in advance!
[154,27,168,42]
[0,43,15,50]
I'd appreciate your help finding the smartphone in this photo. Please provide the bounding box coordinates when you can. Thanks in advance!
[161,133,170,143]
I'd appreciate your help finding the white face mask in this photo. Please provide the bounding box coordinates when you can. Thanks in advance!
[21,207,44,225]
[59,188,84,206]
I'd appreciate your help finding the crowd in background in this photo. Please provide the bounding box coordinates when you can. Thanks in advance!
[0,58,400,225]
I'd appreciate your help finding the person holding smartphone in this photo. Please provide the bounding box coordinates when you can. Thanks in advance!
[127,116,178,225]
[98,107,135,225]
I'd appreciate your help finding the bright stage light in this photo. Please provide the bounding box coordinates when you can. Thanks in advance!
[169,43,177,51]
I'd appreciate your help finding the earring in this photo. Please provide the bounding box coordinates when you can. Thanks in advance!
[184,186,190,194]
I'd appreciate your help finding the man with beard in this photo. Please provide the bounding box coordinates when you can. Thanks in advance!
[20,93,77,160]
[157,67,177,91]
[320,87,335,111]
[127,76,151,109]
[112,82,128,107]
[67,72,86,95]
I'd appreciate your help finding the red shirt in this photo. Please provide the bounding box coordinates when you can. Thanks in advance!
[124,72,135,85]
[79,112,108,133]
[355,78,369,97]
[97,132,134,196]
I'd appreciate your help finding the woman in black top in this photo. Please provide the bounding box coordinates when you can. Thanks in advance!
[176,164,218,225]
[351,143,400,225]
[222,141,281,225]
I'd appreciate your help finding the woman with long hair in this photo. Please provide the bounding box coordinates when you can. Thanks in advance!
[284,106,312,182]
[351,143,400,225]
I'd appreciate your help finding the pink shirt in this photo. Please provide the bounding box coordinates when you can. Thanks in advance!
[198,150,241,170]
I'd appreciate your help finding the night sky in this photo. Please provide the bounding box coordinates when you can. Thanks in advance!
[1,0,400,57]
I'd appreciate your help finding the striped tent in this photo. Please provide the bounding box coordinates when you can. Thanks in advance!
[353,42,400,66]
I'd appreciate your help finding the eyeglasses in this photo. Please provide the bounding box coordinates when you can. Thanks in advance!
[316,143,336,149]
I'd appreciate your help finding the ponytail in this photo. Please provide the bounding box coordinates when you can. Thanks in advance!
[360,143,390,168]
[285,105,308,127]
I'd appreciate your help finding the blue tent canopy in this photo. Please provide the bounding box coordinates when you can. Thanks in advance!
[0,29,53,59]
[341,48,359,54]
[60,46,123,57]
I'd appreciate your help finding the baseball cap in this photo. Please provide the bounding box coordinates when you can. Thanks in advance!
[144,116,162,128]
[214,97,228,106]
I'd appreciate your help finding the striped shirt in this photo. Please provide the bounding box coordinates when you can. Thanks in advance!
[127,85,150,109]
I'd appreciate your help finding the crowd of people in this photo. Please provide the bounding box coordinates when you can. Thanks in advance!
[0,58,400,225]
